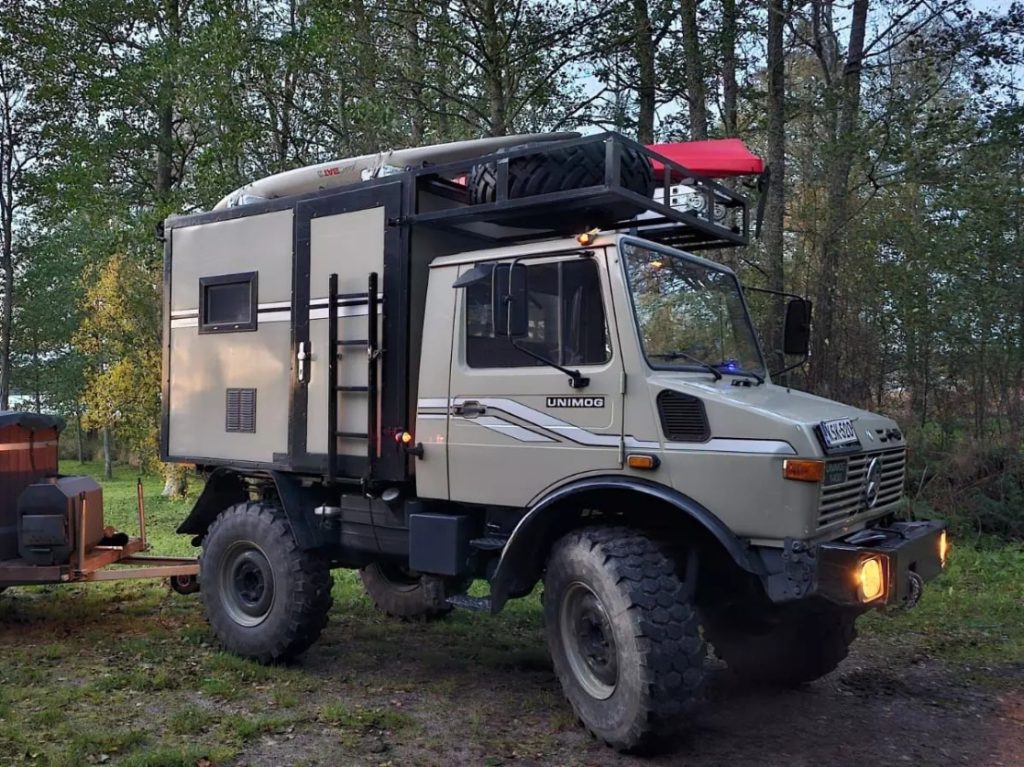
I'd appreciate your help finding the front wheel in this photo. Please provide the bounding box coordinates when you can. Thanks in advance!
[200,502,333,663]
[543,527,705,753]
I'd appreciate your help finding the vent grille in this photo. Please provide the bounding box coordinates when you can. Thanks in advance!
[225,388,256,433]
[657,390,710,442]
[818,448,906,528]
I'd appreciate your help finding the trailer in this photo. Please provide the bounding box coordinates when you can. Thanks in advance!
[163,132,946,753]
[0,412,198,591]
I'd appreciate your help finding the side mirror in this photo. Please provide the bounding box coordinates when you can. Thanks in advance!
[783,298,812,356]
[494,263,528,337]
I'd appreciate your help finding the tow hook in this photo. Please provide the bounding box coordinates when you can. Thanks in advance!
[887,571,924,615]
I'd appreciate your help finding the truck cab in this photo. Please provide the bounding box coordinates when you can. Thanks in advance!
[163,133,946,753]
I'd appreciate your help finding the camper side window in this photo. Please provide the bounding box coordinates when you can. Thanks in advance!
[466,260,610,369]
[199,272,258,334]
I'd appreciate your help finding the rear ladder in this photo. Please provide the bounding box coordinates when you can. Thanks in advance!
[326,271,379,484]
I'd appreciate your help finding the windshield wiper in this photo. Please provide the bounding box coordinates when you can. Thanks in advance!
[648,351,723,381]
[717,366,765,385]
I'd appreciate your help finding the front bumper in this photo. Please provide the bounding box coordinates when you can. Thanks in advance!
[757,519,947,607]
[817,520,946,607]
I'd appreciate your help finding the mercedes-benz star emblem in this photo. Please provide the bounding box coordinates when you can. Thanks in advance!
[863,457,881,508]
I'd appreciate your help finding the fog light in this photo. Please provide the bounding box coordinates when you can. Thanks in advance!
[939,530,949,567]
[856,557,885,603]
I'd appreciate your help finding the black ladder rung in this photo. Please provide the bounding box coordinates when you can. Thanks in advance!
[336,431,369,439]
[337,339,368,346]
[336,386,369,393]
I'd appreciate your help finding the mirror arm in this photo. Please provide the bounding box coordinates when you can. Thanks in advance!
[770,351,810,379]
[509,338,590,389]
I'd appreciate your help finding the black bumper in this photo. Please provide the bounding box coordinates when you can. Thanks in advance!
[817,520,946,607]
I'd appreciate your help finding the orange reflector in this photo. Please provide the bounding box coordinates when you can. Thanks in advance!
[782,458,825,482]
[626,454,659,470]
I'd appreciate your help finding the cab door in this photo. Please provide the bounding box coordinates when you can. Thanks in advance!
[446,252,623,507]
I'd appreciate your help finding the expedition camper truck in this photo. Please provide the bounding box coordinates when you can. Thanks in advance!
[161,132,948,752]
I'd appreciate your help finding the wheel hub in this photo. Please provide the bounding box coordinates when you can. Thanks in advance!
[220,542,275,627]
[559,582,618,699]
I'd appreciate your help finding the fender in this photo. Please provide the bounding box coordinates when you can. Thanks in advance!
[177,468,322,550]
[488,475,761,612]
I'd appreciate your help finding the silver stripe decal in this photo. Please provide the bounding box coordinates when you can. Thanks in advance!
[417,414,447,421]
[470,415,557,443]
[170,317,198,328]
[664,439,796,455]
[309,306,369,321]
[417,398,450,409]
[461,397,621,447]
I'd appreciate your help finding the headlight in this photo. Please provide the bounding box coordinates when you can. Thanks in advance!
[856,557,885,603]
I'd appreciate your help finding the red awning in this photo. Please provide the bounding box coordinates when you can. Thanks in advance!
[647,139,764,179]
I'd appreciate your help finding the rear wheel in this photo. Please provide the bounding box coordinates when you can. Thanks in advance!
[543,526,705,753]
[359,562,460,620]
[200,502,333,663]
[704,598,860,686]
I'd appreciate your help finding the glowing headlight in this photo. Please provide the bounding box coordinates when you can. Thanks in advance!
[856,557,885,603]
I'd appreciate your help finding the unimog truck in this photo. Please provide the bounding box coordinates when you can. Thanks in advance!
[161,132,948,752]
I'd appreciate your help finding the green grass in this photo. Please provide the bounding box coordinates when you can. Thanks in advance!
[0,461,1020,765]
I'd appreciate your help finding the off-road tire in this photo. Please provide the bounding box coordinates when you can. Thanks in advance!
[169,573,201,595]
[468,142,655,230]
[543,526,705,753]
[200,502,333,664]
[358,562,457,620]
[704,598,859,687]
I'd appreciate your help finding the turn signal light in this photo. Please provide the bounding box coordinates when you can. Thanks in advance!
[576,228,600,246]
[856,557,885,603]
[782,459,825,483]
[626,454,660,470]
[939,530,949,567]
[396,431,414,445]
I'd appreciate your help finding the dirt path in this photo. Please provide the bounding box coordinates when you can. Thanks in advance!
[234,623,1024,767]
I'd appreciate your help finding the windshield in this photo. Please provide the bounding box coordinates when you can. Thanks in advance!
[621,240,765,377]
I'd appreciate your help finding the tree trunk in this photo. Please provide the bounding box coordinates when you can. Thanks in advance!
[76,413,84,464]
[633,0,656,143]
[102,427,113,480]
[680,0,707,140]
[720,0,738,136]
[762,0,787,374]
[482,0,508,136]
[809,0,869,398]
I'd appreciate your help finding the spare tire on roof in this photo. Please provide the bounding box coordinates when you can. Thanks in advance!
[468,141,655,231]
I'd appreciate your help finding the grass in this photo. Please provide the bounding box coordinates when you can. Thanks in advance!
[0,460,1020,765]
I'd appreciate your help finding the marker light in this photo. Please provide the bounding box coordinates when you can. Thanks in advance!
[939,530,949,567]
[856,557,885,603]
[576,228,600,246]
[782,458,825,483]
[626,454,660,470]
[396,431,414,445]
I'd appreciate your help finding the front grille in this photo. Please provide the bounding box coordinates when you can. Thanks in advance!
[818,448,905,527]
[657,390,710,442]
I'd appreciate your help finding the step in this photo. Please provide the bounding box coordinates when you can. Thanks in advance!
[336,431,369,439]
[337,339,368,347]
[445,594,492,612]
[336,386,369,393]
[469,536,507,551]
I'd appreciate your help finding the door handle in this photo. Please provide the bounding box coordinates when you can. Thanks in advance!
[297,341,310,383]
[451,400,486,418]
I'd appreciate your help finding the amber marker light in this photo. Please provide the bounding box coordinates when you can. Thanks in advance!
[856,557,885,603]
[576,228,600,246]
[782,458,825,483]
[939,530,949,567]
[396,431,414,445]
[626,454,660,470]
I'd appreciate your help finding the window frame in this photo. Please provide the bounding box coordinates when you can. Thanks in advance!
[198,271,259,335]
[463,256,612,370]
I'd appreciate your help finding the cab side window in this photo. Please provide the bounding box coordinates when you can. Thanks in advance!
[466,260,610,368]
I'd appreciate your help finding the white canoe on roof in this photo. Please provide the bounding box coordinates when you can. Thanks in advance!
[213,132,580,211]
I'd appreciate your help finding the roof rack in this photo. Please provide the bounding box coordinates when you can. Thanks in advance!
[407,132,750,251]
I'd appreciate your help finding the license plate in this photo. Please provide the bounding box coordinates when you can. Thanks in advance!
[824,460,849,486]
[820,418,859,449]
